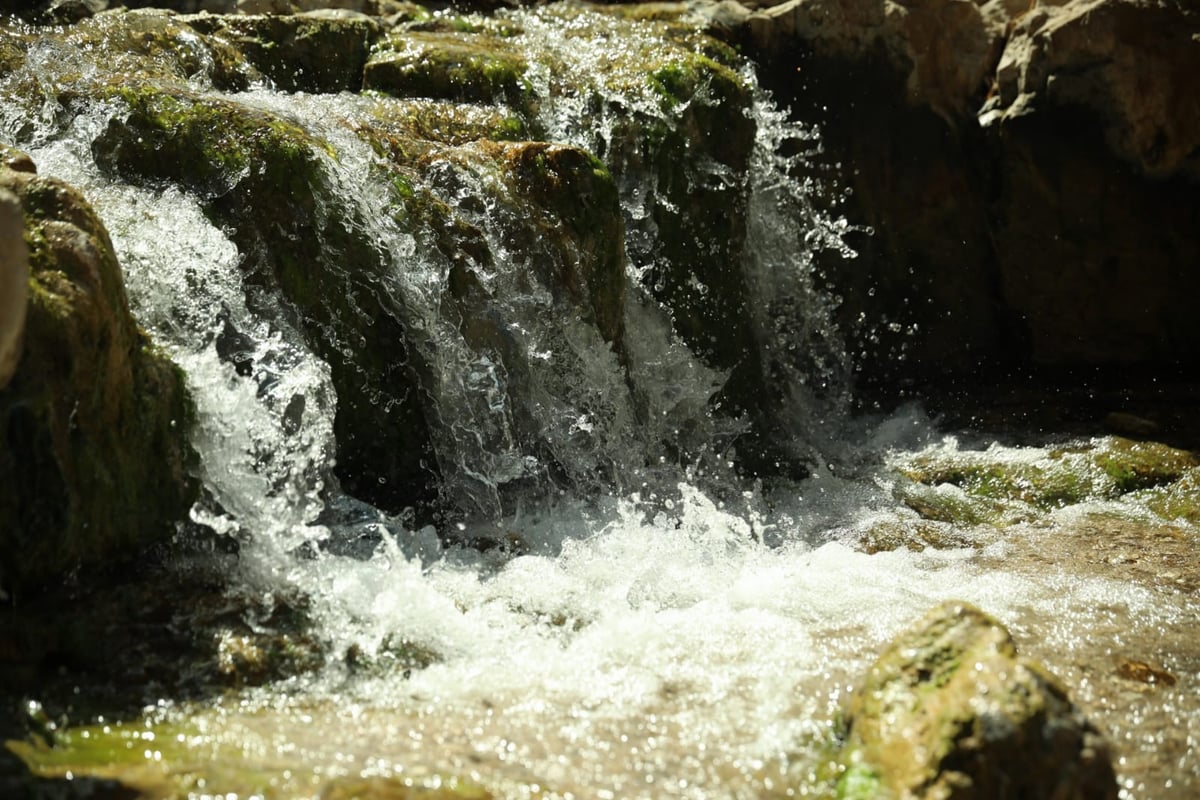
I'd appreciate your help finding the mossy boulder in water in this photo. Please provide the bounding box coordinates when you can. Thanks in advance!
[184,11,383,93]
[90,83,437,513]
[836,601,1117,800]
[895,436,1199,525]
[0,161,198,598]
[364,29,532,111]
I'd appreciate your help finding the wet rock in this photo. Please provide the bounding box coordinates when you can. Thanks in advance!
[184,11,383,93]
[90,83,438,514]
[0,188,27,389]
[0,165,198,598]
[1,9,260,93]
[894,435,1199,522]
[837,601,1118,800]
[364,30,533,110]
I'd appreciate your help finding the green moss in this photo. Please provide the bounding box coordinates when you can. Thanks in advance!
[836,761,884,800]
[0,170,198,597]
[364,32,533,111]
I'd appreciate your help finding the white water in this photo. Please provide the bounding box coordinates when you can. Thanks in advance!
[3,6,1197,798]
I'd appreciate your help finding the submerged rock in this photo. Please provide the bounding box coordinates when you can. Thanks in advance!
[837,601,1117,799]
[0,161,198,598]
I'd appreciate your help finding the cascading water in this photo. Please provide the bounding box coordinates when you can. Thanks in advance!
[1,5,1197,798]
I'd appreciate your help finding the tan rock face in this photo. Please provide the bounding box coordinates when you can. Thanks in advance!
[981,0,1200,180]
[838,601,1118,800]
[729,0,1200,383]
[748,0,1003,119]
[0,162,198,597]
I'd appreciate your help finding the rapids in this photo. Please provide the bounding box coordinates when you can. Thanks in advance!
[1,5,1196,798]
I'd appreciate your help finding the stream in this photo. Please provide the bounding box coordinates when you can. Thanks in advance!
[1,4,1197,798]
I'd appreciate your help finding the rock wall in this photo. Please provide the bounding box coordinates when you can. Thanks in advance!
[719,0,1200,394]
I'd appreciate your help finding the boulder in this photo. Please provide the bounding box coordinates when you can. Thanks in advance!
[837,601,1117,799]
[184,12,384,93]
[0,162,198,598]
[89,83,438,514]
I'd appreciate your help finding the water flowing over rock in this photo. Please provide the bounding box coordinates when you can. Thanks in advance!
[0,4,1191,799]
[837,601,1118,800]
[0,158,198,598]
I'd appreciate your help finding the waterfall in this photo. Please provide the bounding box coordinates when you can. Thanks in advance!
[1,6,1195,798]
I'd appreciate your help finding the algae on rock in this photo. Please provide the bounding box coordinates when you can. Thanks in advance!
[0,161,198,598]
[835,601,1117,800]
[90,82,438,514]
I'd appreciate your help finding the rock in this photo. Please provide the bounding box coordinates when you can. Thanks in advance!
[0,165,198,598]
[746,0,1004,122]
[89,83,438,514]
[837,601,1117,799]
[894,435,1198,521]
[0,189,27,389]
[184,11,383,93]
[21,9,260,93]
[980,0,1200,181]
[364,30,534,110]
[728,0,1200,392]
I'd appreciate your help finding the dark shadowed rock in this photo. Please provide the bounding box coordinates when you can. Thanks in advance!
[0,162,198,598]
[0,188,27,389]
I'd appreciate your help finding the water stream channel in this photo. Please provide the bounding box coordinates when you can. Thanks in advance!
[1,4,1197,798]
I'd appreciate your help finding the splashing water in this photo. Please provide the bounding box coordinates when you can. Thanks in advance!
[2,5,1197,798]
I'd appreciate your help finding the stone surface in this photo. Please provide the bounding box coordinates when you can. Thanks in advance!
[0,165,198,598]
[724,0,1200,392]
[184,12,383,93]
[90,83,438,514]
[838,601,1118,799]
[0,188,27,389]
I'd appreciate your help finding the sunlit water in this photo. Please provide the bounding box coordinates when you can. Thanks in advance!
[2,6,1197,798]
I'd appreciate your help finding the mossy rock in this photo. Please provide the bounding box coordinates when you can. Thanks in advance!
[1130,467,1200,525]
[184,12,383,93]
[359,96,528,146]
[896,436,1199,523]
[364,30,532,111]
[1089,436,1197,493]
[90,82,438,514]
[836,601,1117,800]
[53,10,257,91]
[486,140,626,346]
[0,166,198,598]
